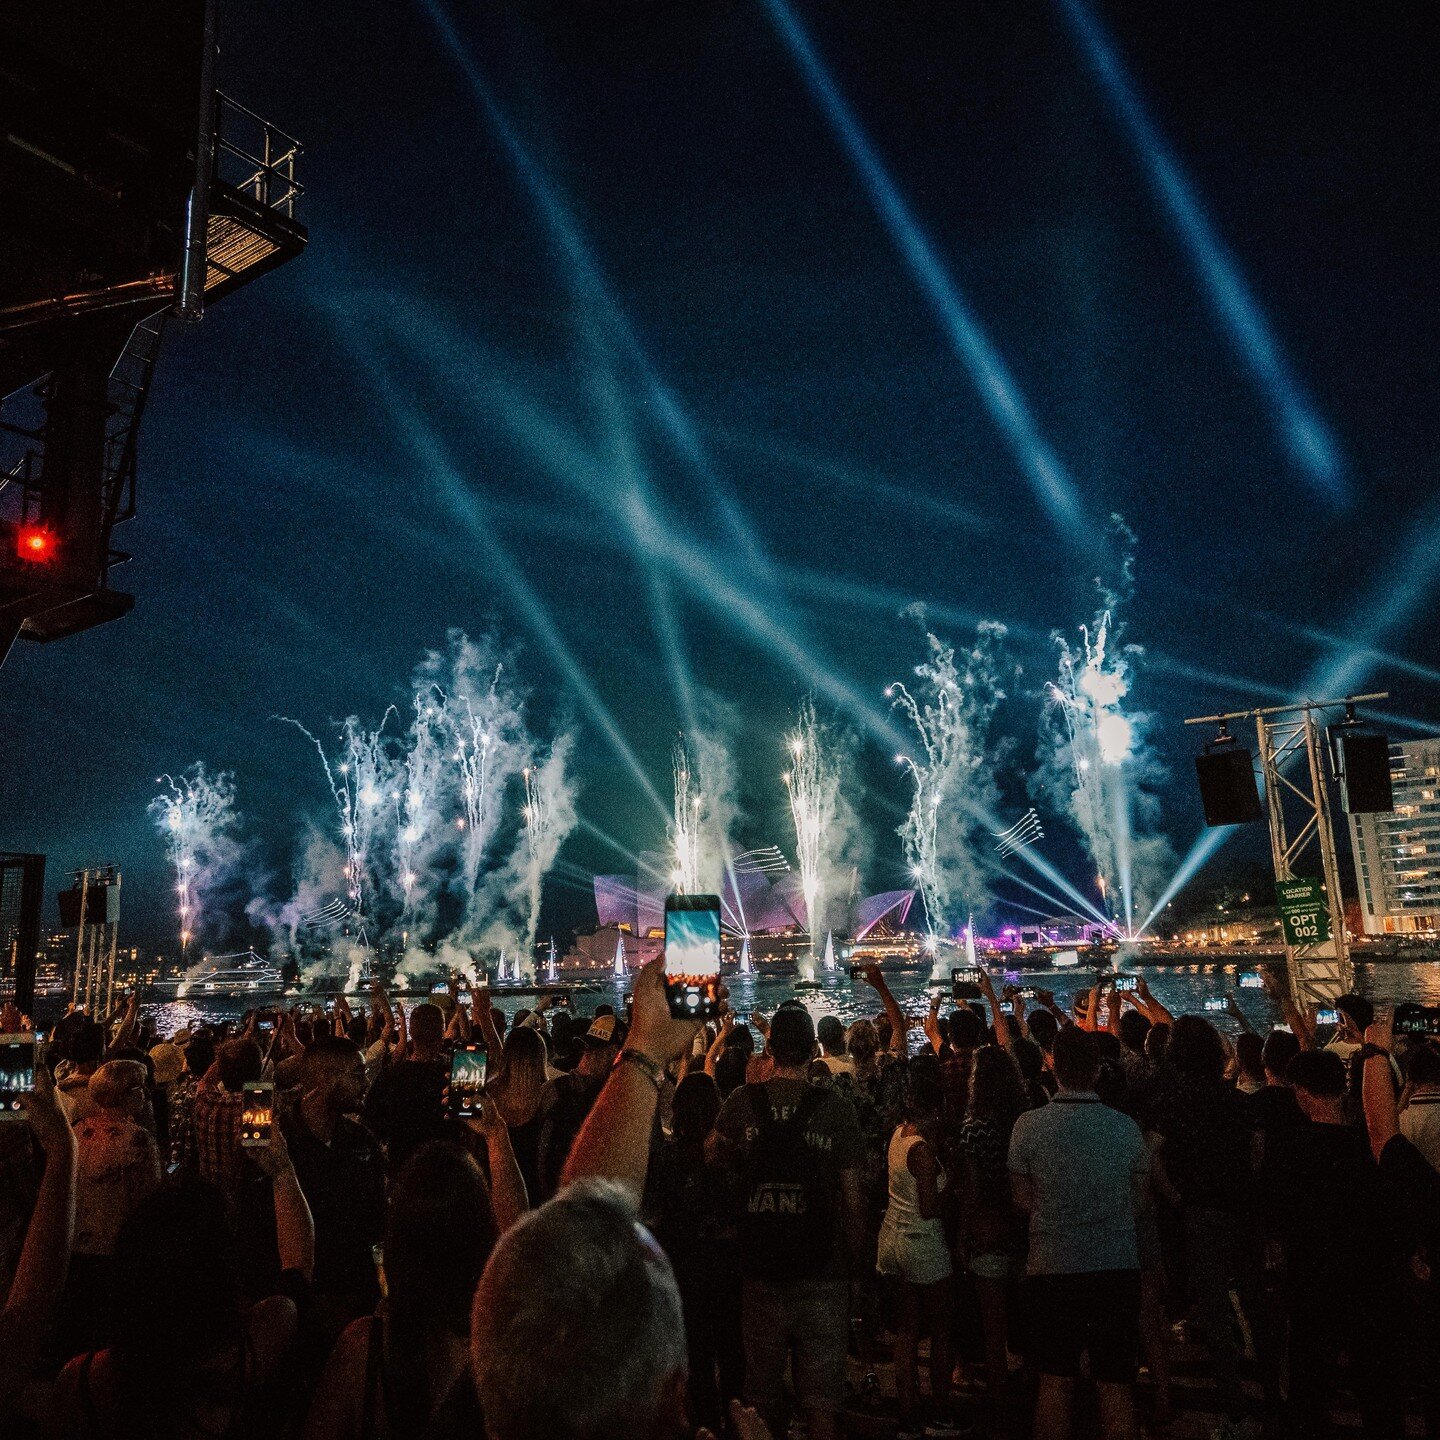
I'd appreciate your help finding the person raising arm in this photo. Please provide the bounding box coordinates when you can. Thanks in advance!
[0,1063,78,1414]
[562,955,705,1203]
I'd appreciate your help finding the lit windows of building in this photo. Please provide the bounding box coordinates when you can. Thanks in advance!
[1349,738,1440,936]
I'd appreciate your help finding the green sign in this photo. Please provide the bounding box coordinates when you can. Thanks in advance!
[1275,877,1332,947]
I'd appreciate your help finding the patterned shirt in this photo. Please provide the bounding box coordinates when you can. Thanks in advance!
[73,1112,161,1256]
[190,1080,246,1205]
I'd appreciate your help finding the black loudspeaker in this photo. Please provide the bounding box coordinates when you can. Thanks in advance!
[1195,744,1263,827]
[1337,732,1394,814]
[57,880,119,929]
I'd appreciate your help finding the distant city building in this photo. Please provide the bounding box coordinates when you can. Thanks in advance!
[1349,738,1440,936]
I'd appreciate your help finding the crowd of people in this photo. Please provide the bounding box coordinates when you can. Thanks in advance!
[1,957,1438,1440]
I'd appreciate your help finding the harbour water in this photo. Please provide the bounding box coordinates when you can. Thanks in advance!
[61,958,1440,1041]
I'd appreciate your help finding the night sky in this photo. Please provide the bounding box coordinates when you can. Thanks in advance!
[4,0,1438,952]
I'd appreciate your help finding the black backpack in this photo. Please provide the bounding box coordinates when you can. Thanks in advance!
[738,1083,833,1281]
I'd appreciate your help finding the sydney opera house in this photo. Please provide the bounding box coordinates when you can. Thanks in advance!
[567,853,919,972]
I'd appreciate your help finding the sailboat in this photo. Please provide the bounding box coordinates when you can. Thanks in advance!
[738,936,752,976]
[822,931,837,973]
[612,933,627,980]
[965,916,978,971]
[544,938,558,983]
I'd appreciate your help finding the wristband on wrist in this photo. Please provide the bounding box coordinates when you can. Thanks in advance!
[614,1048,664,1090]
[1358,1043,1390,1062]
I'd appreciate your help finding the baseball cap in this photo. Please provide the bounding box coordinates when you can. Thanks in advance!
[148,1041,185,1086]
[583,1014,627,1048]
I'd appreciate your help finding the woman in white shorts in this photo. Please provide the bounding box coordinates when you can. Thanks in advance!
[875,1061,954,1435]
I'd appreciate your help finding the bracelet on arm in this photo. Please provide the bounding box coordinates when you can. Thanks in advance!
[614,1048,664,1091]
[1357,1043,1390,1063]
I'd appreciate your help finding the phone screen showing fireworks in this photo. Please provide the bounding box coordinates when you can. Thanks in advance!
[0,1035,35,1117]
[952,968,982,1001]
[1394,1004,1440,1037]
[1238,971,1264,990]
[664,895,722,1020]
[1315,1007,1341,1028]
[449,1044,487,1119]
[240,1081,274,1147]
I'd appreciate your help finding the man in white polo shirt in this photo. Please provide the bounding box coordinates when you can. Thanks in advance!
[1009,1025,1149,1440]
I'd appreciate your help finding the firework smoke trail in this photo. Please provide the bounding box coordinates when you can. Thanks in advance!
[888,621,1009,979]
[395,689,449,918]
[671,739,702,894]
[279,713,398,920]
[418,635,534,940]
[784,697,837,964]
[1035,531,1174,936]
[149,765,244,959]
[450,673,504,887]
[519,736,579,973]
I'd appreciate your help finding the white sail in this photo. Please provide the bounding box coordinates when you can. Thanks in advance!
[613,933,627,979]
[822,931,836,972]
[965,916,977,969]
[545,938,558,983]
[738,936,752,975]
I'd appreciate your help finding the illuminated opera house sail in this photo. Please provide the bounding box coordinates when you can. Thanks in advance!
[586,855,915,969]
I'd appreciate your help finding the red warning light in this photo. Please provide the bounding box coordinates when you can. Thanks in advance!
[16,525,56,561]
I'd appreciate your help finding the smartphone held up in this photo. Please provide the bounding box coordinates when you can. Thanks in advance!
[449,1043,488,1120]
[0,1034,35,1118]
[240,1081,274,1147]
[664,893,722,1020]
[951,967,982,1001]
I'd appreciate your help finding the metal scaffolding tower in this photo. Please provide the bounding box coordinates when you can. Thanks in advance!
[67,866,122,1016]
[1186,694,1387,1011]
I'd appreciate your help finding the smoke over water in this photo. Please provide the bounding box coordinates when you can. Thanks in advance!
[259,629,577,982]
[889,617,1009,966]
[1034,521,1174,935]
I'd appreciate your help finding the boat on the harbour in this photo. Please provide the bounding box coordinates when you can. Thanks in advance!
[156,950,289,999]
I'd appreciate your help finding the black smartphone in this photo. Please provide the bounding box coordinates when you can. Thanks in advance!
[1315,1007,1342,1027]
[448,1043,488,1119]
[999,1000,1015,1015]
[664,893,723,1020]
[240,1081,274,1147]
[1394,1003,1440,1037]
[1204,997,1229,1013]
[257,1013,276,1037]
[1113,975,1139,994]
[1018,987,1037,1000]
[1238,971,1264,990]
[0,1034,35,1118]
[951,967,982,1001]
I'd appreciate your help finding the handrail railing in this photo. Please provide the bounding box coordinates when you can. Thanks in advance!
[214,92,304,220]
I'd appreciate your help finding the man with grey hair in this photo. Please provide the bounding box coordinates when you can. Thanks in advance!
[476,956,771,1440]
[472,1179,690,1440]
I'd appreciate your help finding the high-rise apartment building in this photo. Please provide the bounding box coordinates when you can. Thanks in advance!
[1349,738,1440,935]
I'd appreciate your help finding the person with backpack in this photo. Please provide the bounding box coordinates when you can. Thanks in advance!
[710,1004,866,1440]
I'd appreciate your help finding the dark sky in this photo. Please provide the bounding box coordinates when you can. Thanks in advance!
[4,0,1438,952]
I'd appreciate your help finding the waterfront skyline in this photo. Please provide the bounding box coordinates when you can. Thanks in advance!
[2,1,1437,952]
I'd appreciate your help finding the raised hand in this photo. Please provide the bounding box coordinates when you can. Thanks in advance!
[248,1119,294,1179]
[19,1064,73,1158]
[629,954,709,1065]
